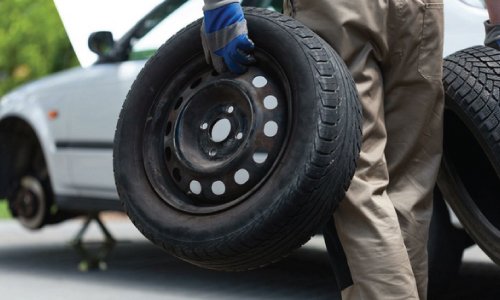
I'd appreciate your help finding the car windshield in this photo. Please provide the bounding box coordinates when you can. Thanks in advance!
[127,0,283,61]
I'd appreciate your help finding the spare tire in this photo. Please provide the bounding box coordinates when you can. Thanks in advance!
[114,8,361,271]
[439,46,500,265]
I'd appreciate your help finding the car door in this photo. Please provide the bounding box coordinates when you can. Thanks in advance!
[62,61,143,200]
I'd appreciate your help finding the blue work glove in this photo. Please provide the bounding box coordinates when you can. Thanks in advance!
[485,20,500,50]
[201,3,255,74]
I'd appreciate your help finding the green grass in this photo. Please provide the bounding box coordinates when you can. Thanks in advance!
[0,200,11,219]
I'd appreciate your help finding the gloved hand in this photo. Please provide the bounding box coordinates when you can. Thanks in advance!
[484,20,500,50]
[201,2,255,74]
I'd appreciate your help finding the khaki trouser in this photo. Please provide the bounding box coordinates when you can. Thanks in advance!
[284,0,444,299]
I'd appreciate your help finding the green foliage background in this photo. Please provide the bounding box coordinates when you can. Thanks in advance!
[0,0,79,96]
[0,201,11,219]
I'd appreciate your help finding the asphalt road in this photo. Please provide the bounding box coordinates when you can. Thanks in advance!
[0,216,499,300]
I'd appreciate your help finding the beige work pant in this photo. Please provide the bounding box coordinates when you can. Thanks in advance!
[284,0,444,299]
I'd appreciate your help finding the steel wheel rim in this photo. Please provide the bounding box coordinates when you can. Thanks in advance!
[142,52,291,214]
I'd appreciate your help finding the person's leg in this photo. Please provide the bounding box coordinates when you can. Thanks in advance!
[285,1,420,299]
[383,1,444,298]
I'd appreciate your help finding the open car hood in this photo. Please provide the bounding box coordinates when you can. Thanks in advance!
[54,0,163,67]
[55,0,488,67]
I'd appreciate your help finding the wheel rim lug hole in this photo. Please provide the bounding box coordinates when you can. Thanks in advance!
[264,121,278,137]
[252,76,268,88]
[173,168,181,182]
[253,152,268,164]
[264,95,278,110]
[234,169,250,185]
[190,180,202,195]
[212,181,226,195]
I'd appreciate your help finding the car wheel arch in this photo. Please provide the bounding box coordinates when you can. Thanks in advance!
[0,116,54,199]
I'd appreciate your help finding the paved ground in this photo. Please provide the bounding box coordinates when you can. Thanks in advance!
[0,216,499,299]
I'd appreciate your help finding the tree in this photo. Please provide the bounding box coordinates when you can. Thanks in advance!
[0,0,79,96]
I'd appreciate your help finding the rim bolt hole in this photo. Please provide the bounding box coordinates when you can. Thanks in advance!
[209,149,217,157]
[227,106,234,114]
[166,121,172,136]
[252,76,268,88]
[264,95,278,110]
[264,121,278,137]
[173,168,181,182]
[174,97,183,110]
[190,180,202,195]
[253,152,268,164]
[211,181,226,195]
[234,169,250,185]
[165,147,172,162]
[236,132,243,140]
[200,123,208,130]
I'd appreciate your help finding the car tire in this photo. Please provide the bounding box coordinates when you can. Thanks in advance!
[439,45,500,265]
[114,8,361,271]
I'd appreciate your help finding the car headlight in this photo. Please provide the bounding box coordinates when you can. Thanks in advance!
[460,0,486,9]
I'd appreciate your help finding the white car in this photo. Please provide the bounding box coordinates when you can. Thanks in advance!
[0,0,492,270]
[0,0,212,228]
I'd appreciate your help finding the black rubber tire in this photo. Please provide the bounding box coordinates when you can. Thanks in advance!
[439,45,500,265]
[114,8,361,271]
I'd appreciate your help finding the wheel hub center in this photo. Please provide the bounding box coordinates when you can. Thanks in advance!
[210,118,232,143]
[176,81,251,166]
